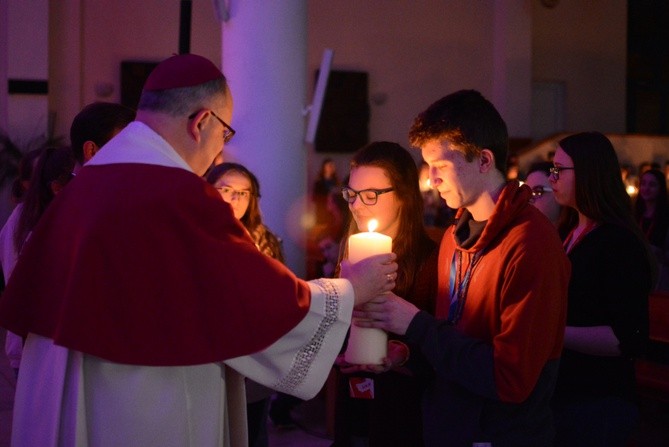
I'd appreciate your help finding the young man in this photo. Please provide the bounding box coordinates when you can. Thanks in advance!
[0,54,397,447]
[69,101,136,170]
[357,90,570,447]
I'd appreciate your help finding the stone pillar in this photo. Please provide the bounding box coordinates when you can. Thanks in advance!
[0,0,8,134]
[492,0,532,138]
[48,0,83,143]
[221,0,308,276]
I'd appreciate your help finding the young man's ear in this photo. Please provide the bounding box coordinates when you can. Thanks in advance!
[479,149,495,173]
[82,141,99,163]
[50,180,64,195]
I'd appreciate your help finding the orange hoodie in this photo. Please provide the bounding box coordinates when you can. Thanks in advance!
[405,181,570,446]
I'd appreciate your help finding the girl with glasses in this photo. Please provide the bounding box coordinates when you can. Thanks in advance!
[525,161,575,237]
[549,132,655,447]
[206,162,283,447]
[333,141,438,447]
[206,162,283,261]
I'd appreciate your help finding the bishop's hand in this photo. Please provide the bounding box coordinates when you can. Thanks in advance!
[339,253,397,307]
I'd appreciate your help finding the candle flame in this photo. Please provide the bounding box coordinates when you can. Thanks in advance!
[367,219,378,232]
[626,184,638,196]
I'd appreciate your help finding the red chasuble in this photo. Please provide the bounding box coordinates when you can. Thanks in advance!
[0,164,311,366]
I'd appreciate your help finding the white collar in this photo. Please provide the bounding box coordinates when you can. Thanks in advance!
[86,121,193,172]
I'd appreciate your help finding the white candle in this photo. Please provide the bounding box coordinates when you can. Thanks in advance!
[344,219,392,365]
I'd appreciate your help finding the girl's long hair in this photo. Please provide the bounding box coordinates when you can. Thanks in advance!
[558,132,656,279]
[14,146,74,252]
[337,141,434,296]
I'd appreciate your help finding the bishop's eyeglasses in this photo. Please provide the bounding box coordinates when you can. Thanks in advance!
[188,110,236,144]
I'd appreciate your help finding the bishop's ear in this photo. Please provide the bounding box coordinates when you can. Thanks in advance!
[187,110,207,142]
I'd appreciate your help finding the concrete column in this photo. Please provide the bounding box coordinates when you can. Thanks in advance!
[492,0,532,138]
[0,0,8,134]
[221,0,308,276]
[48,0,83,144]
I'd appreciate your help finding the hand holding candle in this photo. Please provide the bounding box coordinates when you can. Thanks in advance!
[344,219,392,365]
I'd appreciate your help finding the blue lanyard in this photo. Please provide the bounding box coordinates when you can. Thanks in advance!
[447,250,482,325]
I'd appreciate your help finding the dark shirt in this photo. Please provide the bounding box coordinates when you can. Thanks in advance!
[553,223,651,403]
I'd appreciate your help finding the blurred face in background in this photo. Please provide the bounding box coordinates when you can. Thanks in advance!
[323,160,336,179]
[526,170,560,225]
[213,170,251,220]
[639,171,661,203]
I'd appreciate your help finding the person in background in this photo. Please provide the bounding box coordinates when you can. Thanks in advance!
[333,141,438,447]
[638,161,659,178]
[634,168,669,290]
[9,149,42,205]
[419,161,454,228]
[525,161,560,225]
[11,147,75,257]
[0,147,41,299]
[313,158,340,225]
[355,90,570,447]
[1,102,135,375]
[549,131,654,447]
[524,161,575,237]
[318,189,350,278]
[0,146,75,375]
[206,162,282,447]
[307,158,343,279]
[506,153,519,180]
[207,162,283,261]
[0,53,397,447]
[69,101,135,171]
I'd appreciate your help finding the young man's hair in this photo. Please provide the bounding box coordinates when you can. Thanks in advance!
[70,102,135,164]
[409,89,509,173]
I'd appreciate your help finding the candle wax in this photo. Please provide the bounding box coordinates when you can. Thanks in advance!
[344,230,392,365]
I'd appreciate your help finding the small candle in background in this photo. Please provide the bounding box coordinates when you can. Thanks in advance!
[344,219,391,365]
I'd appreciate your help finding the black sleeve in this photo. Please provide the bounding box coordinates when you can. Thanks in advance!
[404,310,498,400]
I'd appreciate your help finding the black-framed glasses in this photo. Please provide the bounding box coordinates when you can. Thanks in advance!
[341,186,394,205]
[216,186,251,201]
[188,110,236,143]
[549,166,574,180]
[529,185,553,202]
